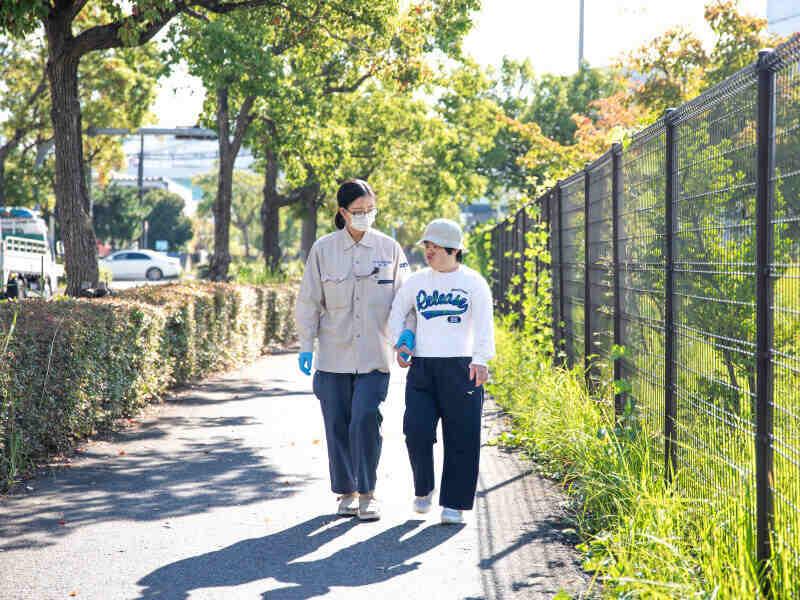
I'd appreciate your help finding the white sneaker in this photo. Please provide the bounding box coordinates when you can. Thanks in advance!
[337,493,358,516]
[440,507,464,525]
[413,491,434,514]
[358,494,381,521]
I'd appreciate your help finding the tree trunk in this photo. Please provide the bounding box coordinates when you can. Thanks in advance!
[0,154,6,206]
[209,154,234,280]
[208,87,255,281]
[45,39,98,295]
[722,348,741,415]
[240,221,251,259]
[300,187,319,262]
[261,143,282,271]
[208,88,234,281]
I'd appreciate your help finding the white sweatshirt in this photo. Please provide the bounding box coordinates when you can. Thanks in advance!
[388,265,496,366]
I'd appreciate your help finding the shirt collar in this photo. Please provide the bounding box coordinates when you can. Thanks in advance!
[340,227,374,251]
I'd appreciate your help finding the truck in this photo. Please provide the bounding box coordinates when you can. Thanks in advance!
[0,207,63,299]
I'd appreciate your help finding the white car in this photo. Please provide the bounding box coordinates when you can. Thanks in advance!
[101,249,182,281]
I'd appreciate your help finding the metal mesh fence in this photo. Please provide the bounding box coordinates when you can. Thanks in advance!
[560,174,586,368]
[487,34,800,579]
[670,65,759,511]
[619,123,667,451]
[587,152,616,395]
[771,37,800,571]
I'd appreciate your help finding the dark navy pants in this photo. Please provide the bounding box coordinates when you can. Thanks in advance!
[403,357,484,510]
[313,370,390,495]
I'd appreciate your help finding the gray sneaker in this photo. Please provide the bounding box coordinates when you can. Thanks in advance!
[337,494,358,516]
[358,494,381,521]
[413,491,434,514]
[440,507,464,525]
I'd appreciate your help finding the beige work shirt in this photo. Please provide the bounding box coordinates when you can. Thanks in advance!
[295,228,411,374]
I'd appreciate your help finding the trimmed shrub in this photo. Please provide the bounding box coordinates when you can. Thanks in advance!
[0,282,297,489]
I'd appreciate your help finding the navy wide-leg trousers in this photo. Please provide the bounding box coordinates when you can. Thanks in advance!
[403,357,484,510]
[313,370,389,495]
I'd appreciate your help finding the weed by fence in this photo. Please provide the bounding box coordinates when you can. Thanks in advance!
[489,35,800,588]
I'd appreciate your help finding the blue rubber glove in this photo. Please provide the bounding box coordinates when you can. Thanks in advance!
[298,352,313,376]
[395,329,415,362]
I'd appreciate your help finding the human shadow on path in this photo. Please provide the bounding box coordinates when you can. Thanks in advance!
[137,515,464,599]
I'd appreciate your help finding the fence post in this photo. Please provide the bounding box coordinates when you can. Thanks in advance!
[664,108,678,483]
[611,142,624,417]
[520,207,528,324]
[557,182,568,366]
[584,167,592,382]
[755,48,776,586]
[491,226,498,307]
[548,190,559,363]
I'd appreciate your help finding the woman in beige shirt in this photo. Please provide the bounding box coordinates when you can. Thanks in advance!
[295,179,411,521]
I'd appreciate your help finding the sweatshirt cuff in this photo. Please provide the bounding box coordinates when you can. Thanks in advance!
[471,357,491,367]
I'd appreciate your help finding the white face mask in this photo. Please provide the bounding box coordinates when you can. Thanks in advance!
[350,210,376,232]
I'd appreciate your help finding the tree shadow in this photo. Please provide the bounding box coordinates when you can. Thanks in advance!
[0,432,310,551]
[171,382,310,407]
[136,516,465,599]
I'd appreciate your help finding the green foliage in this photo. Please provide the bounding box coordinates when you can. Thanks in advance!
[229,258,304,285]
[195,170,262,257]
[624,0,779,115]
[480,59,622,203]
[0,8,164,207]
[0,282,297,490]
[489,324,796,597]
[142,189,194,252]
[92,187,194,252]
[92,185,148,248]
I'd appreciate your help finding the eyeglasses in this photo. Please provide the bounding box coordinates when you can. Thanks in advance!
[345,207,377,217]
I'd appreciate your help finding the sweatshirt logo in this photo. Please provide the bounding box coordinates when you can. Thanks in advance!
[417,289,469,320]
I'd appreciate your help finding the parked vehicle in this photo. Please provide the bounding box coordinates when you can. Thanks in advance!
[100,249,182,281]
[0,207,63,299]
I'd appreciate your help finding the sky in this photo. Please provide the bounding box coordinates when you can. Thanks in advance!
[150,0,769,127]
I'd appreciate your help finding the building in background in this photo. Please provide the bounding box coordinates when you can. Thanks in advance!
[120,134,254,216]
[106,174,196,215]
[768,0,800,35]
[461,202,498,230]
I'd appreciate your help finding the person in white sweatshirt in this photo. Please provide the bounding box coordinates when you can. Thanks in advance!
[388,218,495,525]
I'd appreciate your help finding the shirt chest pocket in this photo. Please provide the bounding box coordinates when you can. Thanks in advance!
[366,266,395,308]
[321,271,353,310]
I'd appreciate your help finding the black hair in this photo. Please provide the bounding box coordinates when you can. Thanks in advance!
[444,247,464,263]
[334,178,374,230]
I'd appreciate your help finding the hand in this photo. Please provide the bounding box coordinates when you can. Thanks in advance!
[396,329,415,352]
[298,352,313,376]
[468,363,489,387]
[396,345,413,369]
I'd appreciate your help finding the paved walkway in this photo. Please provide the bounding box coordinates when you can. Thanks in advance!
[0,354,587,599]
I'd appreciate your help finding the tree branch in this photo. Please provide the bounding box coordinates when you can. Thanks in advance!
[68,0,92,21]
[324,69,374,95]
[230,95,256,157]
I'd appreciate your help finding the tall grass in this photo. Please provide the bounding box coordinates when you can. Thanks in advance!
[489,322,796,598]
[228,258,304,285]
[0,309,20,489]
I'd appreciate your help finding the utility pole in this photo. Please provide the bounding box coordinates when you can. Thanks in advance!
[137,130,145,206]
[578,0,585,71]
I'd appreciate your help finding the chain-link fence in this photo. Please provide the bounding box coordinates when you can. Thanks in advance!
[489,35,800,579]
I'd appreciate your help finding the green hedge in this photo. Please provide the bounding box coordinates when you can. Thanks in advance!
[0,282,297,489]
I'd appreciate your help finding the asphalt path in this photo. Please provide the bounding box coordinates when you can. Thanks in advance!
[0,354,587,599]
